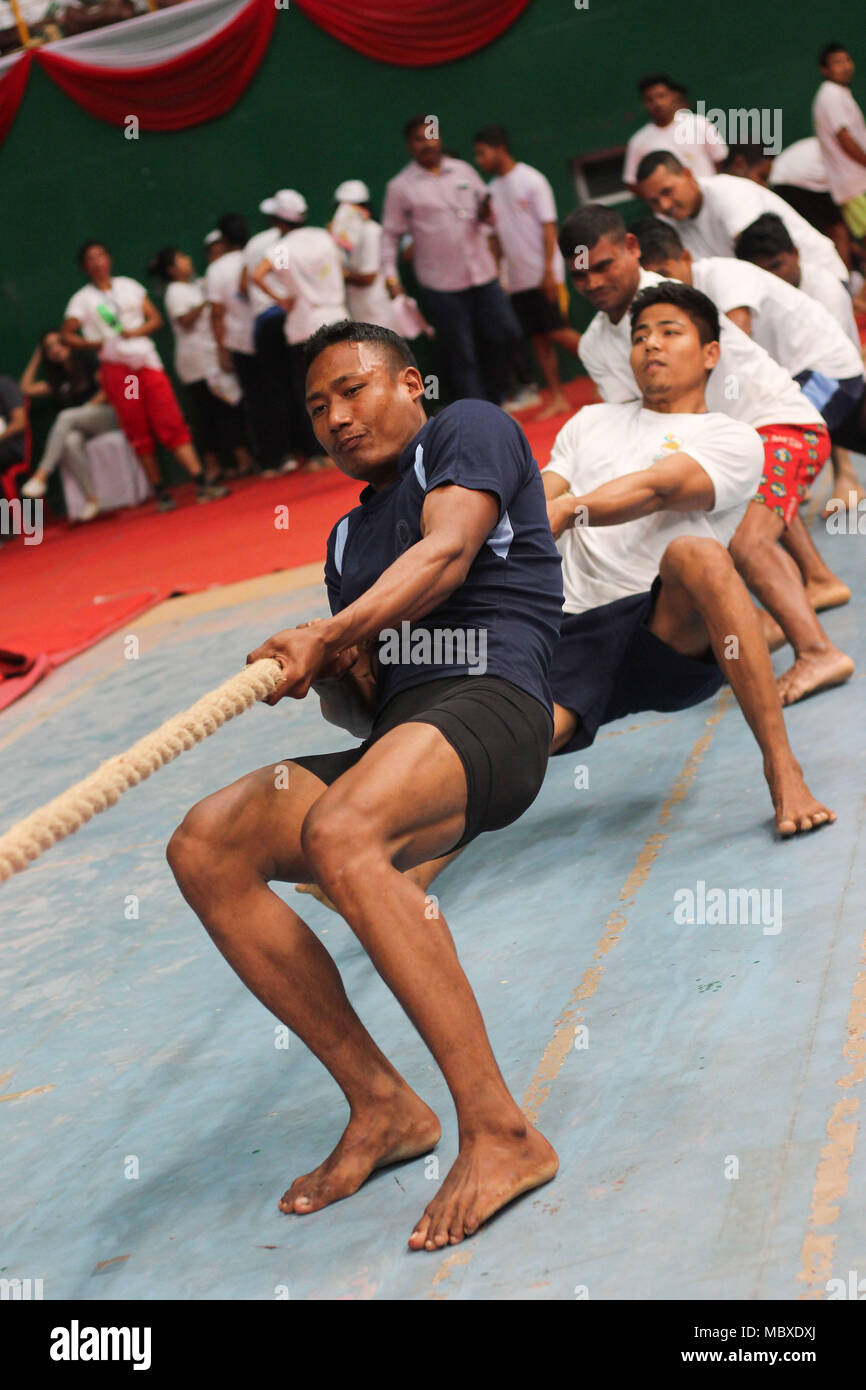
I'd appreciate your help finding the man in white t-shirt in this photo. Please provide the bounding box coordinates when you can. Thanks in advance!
[252,189,347,465]
[542,279,830,835]
[474,125,581,419]
[242,192,304,472]
[813,43,866,245]
[62,240,225,512]
[558,203,853,706]
[622,72,727,192]
[635,153,849,283]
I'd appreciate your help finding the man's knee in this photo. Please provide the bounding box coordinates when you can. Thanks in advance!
[660,534,734,590]
[166,795,230,883]
[301,795,380,889]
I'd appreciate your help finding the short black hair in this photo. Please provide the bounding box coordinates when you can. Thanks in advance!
[629,281,720,347]
[216,213,248,248]
[77,239,108,268]
[720,142,771,171]
[147,246,179,284]
[403,114,430,140]
[629,216,685,264]
[303,320,420,374]
[473,124,510,150]
[638,72,686,97]
[819,42,848,66]
[558,204,627,264]
[734,213,796,262]
[635,149,685,183]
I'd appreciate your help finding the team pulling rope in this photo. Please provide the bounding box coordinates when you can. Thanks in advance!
[0,658,285,884]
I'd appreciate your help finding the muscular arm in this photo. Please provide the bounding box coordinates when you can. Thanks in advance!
[836,127,866,168]
[550,452,716,533]
[247,483,501,703]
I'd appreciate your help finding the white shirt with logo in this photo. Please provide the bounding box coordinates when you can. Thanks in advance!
[64,277,162,371]
[544,401,763,614]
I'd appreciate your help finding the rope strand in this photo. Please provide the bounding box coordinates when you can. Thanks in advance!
[0,658,284,884]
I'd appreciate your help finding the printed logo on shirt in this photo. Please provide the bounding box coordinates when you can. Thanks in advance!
[652,433,682,461]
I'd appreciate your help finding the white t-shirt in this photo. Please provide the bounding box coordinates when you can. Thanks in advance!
[64,277,162,371]
[244,227,283,320]
[267,227,348,345]
[578,268,824,430]
[770,137,829,193]
[344,220,400,329]
[544,401,763,614]
[798,262,861,347]
[163,279,221,384]
[488,161,566,294]
[623,112,727,186]
[205,250,255,355]
[691,258,864,382]
[660,174,849,283]
[812,80,866,204]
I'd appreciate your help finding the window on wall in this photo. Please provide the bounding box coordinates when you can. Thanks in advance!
[569,147,631,208]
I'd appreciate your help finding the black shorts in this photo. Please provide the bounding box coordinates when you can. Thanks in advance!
[549,578,724,755]
[770,184,843,235]
[510,287,567,337]
[291,675,553,852]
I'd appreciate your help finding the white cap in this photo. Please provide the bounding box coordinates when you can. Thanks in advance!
[204,229,222,246]
[259,189,307,222]
[334,179,370,205]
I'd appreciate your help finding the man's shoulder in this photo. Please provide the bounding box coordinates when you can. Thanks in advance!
[428,398,526,445]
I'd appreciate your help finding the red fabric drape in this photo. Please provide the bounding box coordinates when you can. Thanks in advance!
[0,51,32,146]
[297,0,531,66]
[35,0,276,130]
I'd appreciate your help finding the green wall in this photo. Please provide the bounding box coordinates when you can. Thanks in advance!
[1,0,862,373]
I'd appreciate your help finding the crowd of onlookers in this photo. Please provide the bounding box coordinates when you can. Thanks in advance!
[1,42,865,531]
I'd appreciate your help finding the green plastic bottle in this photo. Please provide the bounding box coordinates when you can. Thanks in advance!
[97,303,121,332]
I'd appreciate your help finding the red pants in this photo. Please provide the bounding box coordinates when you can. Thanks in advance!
[754,422,830,527]
[100,361,190,456]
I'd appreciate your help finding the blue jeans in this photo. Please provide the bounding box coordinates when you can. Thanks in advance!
[422,279,523,403]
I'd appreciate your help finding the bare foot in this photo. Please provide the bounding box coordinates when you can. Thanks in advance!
[822,479,865,519]
[535,396,571,421]
[279,1090,441,1216]
[295,881,339,914]
[408,1121,558,1251]
[766,757,836,836]
[777,647,855,707]
[758,608,787,653]
[805,576,852,612]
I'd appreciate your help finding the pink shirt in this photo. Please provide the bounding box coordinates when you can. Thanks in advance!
[382,156,497,292]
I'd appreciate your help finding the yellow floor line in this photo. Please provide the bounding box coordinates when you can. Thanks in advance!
[797,796,866,1299]
[429,688,732,1292]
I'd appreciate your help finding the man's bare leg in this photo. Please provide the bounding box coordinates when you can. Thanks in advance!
[533,336,571,418]
[780,512,851,610]
[729,502,853,706]
[823,446,865,518]
[298,722,557,1249]
[651,536,834,834]
[167,761,442,1214]
[295,849,461,914]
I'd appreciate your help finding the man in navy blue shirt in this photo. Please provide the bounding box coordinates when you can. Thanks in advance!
[167,321,563,1253]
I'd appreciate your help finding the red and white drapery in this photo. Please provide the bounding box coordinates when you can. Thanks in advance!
[0,0,531,148]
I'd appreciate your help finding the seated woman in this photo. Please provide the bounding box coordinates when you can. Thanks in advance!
[20,331,118,521]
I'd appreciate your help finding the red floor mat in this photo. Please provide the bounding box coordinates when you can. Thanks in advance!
[0,381,597,711]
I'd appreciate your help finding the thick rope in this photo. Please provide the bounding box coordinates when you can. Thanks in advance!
[0,658,285,884]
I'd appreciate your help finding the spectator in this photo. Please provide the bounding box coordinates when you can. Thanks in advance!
[19,331,116,520]
[813,43,866,253]
[251,189,347,469]
[622,73,727,192]
[474,124,581,418]
[148,247,256,483]
[242,193,300,473]
[62,240,227,512]
[205,214,267,471]
[382,114,523,404]
[0,372,27,490]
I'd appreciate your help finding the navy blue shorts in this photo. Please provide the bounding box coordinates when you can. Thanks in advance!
[794,370,864,436]
[550,578,724,755]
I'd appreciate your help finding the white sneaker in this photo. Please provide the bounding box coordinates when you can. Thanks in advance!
[79,500,99,522]
[21,474,47,499]
[502,385,543,414]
